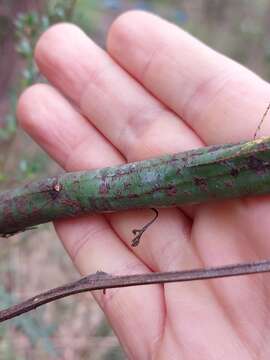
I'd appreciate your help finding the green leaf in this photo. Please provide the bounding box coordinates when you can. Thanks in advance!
[25,11,39,27]
[41,15,50,31]
[16,38,32,58]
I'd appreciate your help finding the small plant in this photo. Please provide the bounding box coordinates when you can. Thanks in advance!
[1,0,77,143]
[0,1,78,357]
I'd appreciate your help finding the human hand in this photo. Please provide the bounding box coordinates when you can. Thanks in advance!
[17,11,270,359]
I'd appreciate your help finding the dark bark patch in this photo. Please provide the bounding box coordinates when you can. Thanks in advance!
[194,176,208,192]
[230,167,239,177]
[127,193,140,199]
[166,186,177,196]
[256,141,270,152]
[123,181,131,191]
[88,197,112,212]
[247,156,266,173]
[224,179,234,188]
[99,181,110,195]
[49,182,62,200]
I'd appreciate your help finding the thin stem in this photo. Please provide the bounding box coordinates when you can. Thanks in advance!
[1,258,270,323]
[131,208,159,246]
[254,102,270,139]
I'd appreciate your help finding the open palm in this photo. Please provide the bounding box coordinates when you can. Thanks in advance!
[17,11,270,359]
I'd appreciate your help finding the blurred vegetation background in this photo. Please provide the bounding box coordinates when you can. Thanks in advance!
[0,0,270,359]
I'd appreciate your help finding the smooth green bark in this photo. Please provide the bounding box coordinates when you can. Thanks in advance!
[1,137,270,236]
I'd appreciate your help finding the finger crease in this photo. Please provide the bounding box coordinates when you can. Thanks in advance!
[140,42,166,84]
[70,223,109,262]
[182,68,235,128]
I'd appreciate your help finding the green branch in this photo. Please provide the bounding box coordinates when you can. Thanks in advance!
[1,137,270,237]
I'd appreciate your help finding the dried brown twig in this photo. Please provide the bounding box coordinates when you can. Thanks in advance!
[1,259,270,323]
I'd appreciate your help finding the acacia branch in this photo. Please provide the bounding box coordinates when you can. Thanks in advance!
[1,137,270,237]
[1,259,270,323]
